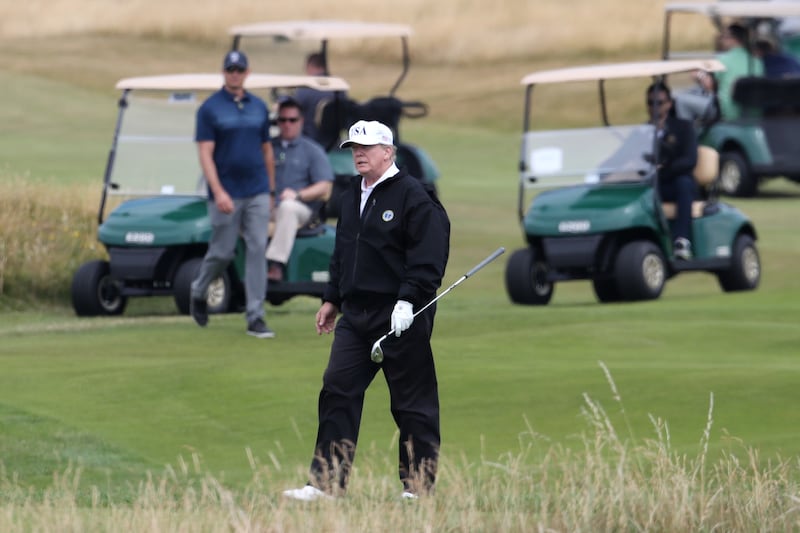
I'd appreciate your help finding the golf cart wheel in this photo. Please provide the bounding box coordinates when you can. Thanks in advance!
[173,258,232,315]
[71,260,128,316]
[592,278,621,303]
[505,248,554,305]
[717,234,760,292]
[614,241,666,301]
[719,151,757,198]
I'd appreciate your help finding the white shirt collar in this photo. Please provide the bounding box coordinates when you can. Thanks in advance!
[361,163,400,193]
[360,163,399,215]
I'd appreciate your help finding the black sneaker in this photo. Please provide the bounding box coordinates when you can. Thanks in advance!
[247,318,275,338]
[673,237,693,260]
[190,297,208,327]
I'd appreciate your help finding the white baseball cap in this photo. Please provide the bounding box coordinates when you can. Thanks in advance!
[340,120,394,148]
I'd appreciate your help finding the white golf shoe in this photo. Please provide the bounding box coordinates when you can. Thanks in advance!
[282,485,333,502]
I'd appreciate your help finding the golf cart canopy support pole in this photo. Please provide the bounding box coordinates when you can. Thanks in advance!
[389,37,411,96]
[98,89,129,225]
[519,84,535,222]
[599,80,609,126]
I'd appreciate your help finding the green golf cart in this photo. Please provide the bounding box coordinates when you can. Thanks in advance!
[506,59,760,305]
[71,72,349,316]
[663,1,800,197]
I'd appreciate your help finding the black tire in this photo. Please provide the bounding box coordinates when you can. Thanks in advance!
[592,278,621,303]
[173,258,232,315]
[71,260,127,316]
[717,234,760,292]
[718,151,757,198]
[614,241,666,301]
[505,248,554,305]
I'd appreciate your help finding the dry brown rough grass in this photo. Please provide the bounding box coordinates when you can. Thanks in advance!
[1,0,710,65]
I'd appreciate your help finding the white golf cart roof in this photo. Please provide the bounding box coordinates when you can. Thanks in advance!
[115,73,350,92]
[665,1,800,18]
[228,20,413,40]
[521,59,726,86]
[228,20,413,96]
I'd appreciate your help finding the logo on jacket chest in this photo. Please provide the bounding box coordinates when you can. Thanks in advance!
[381,210,395,222]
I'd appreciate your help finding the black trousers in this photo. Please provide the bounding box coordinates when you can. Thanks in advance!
[659,174,697,242]
[309,296,440,493]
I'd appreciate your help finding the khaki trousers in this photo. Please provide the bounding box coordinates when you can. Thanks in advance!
[266,199,312,264]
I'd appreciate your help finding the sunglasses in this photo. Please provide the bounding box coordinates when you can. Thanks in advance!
[647,99,669,106]
[277,116,300,123]
[225,66,246,73]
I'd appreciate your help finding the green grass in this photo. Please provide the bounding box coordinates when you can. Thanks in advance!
[0,70,114,184]
[2,35,800,515]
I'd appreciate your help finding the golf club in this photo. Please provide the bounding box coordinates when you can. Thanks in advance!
[370,246,506,363]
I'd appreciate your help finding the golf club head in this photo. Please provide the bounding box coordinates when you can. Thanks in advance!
[370,339,384,363]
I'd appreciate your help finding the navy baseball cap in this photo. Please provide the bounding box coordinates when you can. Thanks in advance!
[223,50,248,70]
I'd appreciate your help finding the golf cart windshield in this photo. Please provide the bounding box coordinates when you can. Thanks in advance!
[518,59,725,192]
[111,91,204,197]
[228,20,413,96]
[104,73,349,199]
[522,124,655,189]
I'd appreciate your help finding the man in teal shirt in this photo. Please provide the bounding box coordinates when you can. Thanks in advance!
[713,23,765,119]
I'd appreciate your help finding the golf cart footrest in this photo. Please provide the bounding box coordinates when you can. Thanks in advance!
[120,286,174,297]
[268,281,325,298]
[542,235,602,269]
[670,257,730,272]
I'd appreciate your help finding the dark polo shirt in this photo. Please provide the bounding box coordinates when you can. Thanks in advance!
[195,87,271,199]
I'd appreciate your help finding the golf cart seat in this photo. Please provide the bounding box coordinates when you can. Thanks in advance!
[661,145,719,220]
[349,96,430,144]
[315,95,406,148]
[315,96,357,151]
[733,76,800,116]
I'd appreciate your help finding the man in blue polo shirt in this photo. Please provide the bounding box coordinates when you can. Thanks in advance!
[191,49,277,338]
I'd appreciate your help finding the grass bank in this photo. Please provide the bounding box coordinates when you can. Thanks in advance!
[2,374,799,531]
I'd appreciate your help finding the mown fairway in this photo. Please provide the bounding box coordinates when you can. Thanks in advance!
[1,8,800,529]
[2,98,800,495]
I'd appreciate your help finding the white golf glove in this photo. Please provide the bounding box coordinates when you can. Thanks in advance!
[391,300,414,337]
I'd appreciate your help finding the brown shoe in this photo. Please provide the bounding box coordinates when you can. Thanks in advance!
[268,262,283,282]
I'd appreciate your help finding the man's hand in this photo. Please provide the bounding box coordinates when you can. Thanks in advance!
[391,300,414,337]
[316,302,339,335]
[214,189,234,214]
[279,188,301,202]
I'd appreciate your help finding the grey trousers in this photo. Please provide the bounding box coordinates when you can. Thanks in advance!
[192,194,271,324]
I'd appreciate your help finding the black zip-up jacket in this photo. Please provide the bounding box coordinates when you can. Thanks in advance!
[658,115,697,183]
[322,169,450,309]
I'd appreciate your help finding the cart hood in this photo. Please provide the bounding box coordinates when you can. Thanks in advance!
[524,183,658,236]
[99,196,211,246]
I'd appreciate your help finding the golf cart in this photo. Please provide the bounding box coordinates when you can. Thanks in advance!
[228,20,440,215]
[663,1,800,197]
[71,72,350,317]
[505,59,760,305]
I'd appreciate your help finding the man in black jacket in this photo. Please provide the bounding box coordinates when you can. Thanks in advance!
[283,120,451,501]
[648,81,698,260]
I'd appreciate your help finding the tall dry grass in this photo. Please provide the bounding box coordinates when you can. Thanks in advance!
[2,365,799,532]
[0,171,100,306]
[0,0,709,65]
